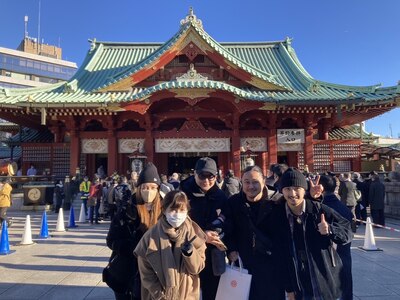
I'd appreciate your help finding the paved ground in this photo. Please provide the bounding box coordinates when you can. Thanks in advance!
[1,203,400,300]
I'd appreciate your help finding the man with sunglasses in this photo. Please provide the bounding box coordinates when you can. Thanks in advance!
[180,157,229,300]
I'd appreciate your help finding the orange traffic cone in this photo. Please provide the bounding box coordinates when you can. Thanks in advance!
[359,217,382,251]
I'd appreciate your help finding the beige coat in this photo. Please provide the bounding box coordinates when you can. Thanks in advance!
[134,217,206,300]
[0,183,12,208]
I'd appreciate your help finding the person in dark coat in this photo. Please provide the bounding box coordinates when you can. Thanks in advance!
[180,157,228,300]
[221,169,241,198]
[353,172,368,224]
[266,163,288,201]
[225,165,285,299]
[160,174,175,196]
[54,180,64,213]
[338,173,358,219]
[369,172,386,226]
[319,174,354,300]
[106,162,163,300]
[168,172,180,190]
[273,168,352,300]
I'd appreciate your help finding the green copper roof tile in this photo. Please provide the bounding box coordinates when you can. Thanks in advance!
[0,14,398,106]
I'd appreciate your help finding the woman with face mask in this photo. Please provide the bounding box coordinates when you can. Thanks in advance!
[134,190,207,300]
[105,163,163,300]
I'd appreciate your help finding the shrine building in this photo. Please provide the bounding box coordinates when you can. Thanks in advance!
[0,9,399,177]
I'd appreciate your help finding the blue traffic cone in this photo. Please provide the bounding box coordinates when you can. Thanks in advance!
[39,211,49,239]
[0,220,10,255]
[67,206,77,228]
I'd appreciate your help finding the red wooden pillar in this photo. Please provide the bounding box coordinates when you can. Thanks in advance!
[107,129,117,174]
[70,129,80,175]
[145,129,154,163]
[144,114,154,163]
[321,119,332,141]
[231,114,241,176]
[267,128,277,166]
[260,152,268,175]
[304,126,315,172]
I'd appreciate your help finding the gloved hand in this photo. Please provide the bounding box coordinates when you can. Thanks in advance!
[181,233,196,257]
[211,215,225,239]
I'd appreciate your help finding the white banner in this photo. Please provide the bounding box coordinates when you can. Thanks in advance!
[118,139,145,153]
[277,129,304,152]
[277,129,304,144]
[155,138,230,153]
[81,139,108,154]
[240,138,267,152]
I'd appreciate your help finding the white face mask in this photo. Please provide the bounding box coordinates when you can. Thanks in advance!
[165,211,187,228]
[141,189,158,203]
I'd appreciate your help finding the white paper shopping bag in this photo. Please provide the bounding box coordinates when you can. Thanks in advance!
[215,256,252,300]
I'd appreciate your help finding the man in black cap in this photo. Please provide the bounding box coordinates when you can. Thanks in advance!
[269,168,352,300]
[180,157,229,300]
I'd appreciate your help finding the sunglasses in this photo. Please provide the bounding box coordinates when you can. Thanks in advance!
[197,173,216,180]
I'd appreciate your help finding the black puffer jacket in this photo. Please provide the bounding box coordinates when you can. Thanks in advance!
[105,195,143,296]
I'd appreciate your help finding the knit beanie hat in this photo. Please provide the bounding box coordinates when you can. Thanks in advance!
[137,162,161,186]
[279,168,308,192]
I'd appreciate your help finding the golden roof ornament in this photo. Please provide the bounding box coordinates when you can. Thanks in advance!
[180,7,203,29]
[177,64,208,81]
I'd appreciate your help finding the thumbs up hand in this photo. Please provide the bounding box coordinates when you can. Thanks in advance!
[318,213,329,235]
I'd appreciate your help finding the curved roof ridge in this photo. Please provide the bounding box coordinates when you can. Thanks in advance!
[83,43,105,72]
[89,40,163,47]
[313,80,383,93]
[277,42,313,88]
[124,80,273,102]
[220,40,285,47]
[191,25,290,90]
[95,23,191,91]
[0,82,65,98]
[94,20,291,92]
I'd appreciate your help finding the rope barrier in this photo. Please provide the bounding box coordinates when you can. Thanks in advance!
[356,219,400,233]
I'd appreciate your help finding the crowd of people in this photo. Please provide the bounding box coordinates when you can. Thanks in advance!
[61,159,387,300]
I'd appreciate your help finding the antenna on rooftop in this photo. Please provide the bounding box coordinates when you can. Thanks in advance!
[37,0,41,54]
[24,15,29,38]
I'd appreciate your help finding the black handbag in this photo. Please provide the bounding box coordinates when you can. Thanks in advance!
[102,254,136,294]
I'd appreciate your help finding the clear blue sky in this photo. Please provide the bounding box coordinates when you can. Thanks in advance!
[1,0,399,137]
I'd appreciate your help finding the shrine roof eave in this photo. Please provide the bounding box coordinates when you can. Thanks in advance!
[0,80,398,109]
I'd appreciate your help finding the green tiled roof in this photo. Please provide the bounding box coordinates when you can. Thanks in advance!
[329,125,378,141]
[0,13,398,106]
[6,128,54,146]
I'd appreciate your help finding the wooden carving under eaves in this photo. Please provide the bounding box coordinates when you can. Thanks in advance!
[121,101,151,115]
[173,88,212,103]
[179,119,206,131]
